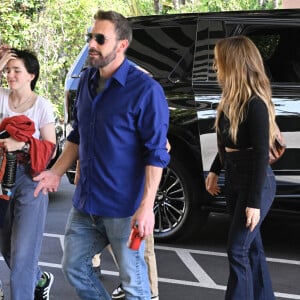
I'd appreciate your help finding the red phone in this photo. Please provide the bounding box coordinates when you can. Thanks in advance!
[127,226,142,250]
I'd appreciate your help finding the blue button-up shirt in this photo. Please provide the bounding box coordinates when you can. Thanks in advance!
[67,59,170,217]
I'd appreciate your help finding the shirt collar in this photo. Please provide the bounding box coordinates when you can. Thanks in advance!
[110,58,130,87]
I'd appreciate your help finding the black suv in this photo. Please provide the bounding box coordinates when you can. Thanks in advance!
[64,9,300,242]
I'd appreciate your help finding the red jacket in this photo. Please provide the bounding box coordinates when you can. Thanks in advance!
[0,115,56,176]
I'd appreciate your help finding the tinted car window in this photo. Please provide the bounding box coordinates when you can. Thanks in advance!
[245,27,300,83]
[127,23,196,83]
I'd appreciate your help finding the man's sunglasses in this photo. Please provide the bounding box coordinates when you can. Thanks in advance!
[86,33,110,45]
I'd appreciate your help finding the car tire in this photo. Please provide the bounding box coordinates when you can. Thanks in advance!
[154,154,209,242]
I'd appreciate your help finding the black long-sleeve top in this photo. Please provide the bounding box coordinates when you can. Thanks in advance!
[210,97,270,208]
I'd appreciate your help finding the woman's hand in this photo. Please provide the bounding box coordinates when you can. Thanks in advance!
[0,45,10,58]
[0,46,16,72]
[0,137,25,152]
[205,172,220,196]
[245,207,260,232]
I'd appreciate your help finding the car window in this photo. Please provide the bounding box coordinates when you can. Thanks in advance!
[127,24,197,83]
[243,26,300,83]
[203,23,300,84]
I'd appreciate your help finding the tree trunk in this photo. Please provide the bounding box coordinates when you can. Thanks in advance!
[259,0,266,7]
[131,0,139,16]
[173,0,179,9]
[154,0,161,14]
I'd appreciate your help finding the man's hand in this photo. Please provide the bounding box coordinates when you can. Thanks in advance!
[131,165,162,239]
[33,140,79,197]
[33,170,61,197]
[131,204,155,239]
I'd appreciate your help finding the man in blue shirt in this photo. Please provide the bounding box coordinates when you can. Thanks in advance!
[34,9,170,300]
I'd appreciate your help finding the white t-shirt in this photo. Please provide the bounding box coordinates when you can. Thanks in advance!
[0,87,55,139]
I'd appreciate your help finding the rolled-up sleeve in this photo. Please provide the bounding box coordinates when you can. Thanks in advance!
[138,82,170,168]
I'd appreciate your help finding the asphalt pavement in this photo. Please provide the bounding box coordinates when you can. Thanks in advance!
[1,175,300,300]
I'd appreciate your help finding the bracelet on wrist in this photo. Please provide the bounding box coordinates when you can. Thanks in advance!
[21,142,30,153]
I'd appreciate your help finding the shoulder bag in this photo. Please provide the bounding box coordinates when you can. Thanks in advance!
[269,122,286,164]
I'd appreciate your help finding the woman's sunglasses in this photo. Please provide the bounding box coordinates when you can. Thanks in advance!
[86,33,110,45]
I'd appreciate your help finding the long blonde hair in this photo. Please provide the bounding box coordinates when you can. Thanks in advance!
[214,36,276,147]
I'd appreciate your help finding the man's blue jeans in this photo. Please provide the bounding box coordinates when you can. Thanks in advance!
[224,151,276,300]
[62,207,151,300]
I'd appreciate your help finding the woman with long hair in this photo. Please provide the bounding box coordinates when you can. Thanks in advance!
[206,36,276,300]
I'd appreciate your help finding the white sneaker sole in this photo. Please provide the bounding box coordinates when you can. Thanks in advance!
[42,273,54,300]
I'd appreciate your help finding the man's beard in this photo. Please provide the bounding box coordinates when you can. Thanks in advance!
[88,44,117,69]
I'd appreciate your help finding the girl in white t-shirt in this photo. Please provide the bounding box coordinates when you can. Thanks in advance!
[0,46,56,300]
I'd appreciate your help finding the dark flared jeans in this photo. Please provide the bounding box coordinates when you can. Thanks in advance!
[224,151,276,300]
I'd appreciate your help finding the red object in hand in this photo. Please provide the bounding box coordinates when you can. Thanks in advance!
[128,226,142,250]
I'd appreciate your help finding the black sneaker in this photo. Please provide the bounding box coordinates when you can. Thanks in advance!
[34,272,54,300]
[111,283,125,299]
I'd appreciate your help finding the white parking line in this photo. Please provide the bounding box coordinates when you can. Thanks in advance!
[23,233,300,300]
[44,232,64,249]
[156,245,300,299]
[175,248,218,288]
[156,245,300,265]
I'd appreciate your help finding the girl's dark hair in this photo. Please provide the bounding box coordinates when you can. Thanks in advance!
[11,48,40,90]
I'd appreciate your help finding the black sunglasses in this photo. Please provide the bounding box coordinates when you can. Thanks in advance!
[86,33,110,45]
